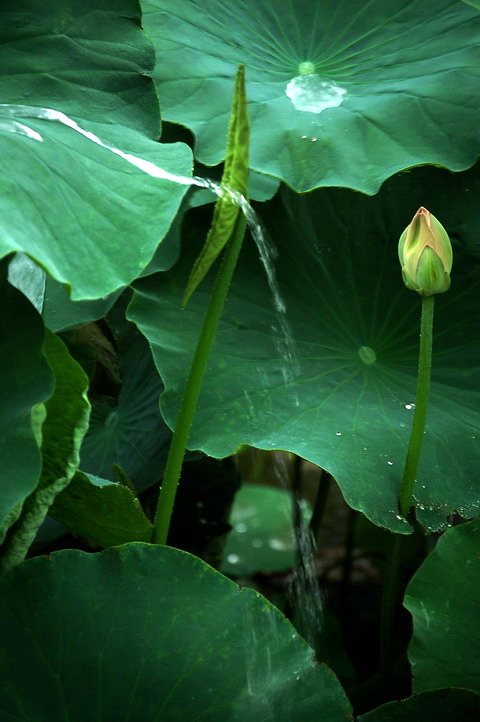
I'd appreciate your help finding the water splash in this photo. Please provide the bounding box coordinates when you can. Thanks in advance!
[285,75,347,114]
[1,104,301,386]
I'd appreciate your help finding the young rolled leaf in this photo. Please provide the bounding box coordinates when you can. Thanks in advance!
[182,64,249,305]
[0,274,53,541]
[0,330,90,572]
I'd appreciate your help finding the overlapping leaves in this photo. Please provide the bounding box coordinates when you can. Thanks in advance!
[0,0,192,300]
[129,164,480,532]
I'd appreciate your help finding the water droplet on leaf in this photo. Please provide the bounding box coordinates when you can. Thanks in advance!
[285,75,347,114]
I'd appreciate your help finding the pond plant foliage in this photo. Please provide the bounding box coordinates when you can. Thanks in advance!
[1,0,480,719]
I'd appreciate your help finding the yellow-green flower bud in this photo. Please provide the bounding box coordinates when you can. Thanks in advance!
[398,207,452,296]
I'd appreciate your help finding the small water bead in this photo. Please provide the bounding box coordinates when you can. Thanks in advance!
[268,537,292,551]
[227,554,240,564]
[235,522,247,533]
[404,403,416,410]
[335,431,342,436]
[387,461,393,466]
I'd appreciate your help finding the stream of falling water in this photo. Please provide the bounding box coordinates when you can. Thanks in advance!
[273,453,325,651]
[2,104,300,387]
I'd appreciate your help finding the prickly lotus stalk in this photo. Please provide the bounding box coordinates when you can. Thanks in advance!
[398,207,452,296]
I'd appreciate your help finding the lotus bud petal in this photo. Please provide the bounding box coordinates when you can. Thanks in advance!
[398,207,452,297]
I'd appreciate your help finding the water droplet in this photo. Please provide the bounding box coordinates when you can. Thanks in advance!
[310,137,318,142]
[335,431,342,436]
[235,522,247,533]
[400,422,406,428]
[404,403,416,410]
[358,346,376,365]
[227,554,240,564]
[268,537,291,551]
[387,461,393,466]
[285,75,347,114]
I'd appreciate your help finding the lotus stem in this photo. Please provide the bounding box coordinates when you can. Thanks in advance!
[151,214,247,545]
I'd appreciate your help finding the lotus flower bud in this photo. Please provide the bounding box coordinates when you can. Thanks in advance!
[398,207,452,297]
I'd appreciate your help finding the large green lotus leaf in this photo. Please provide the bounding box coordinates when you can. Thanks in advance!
[0,0,192,300]
[142,0,480,193]
[50,471,153,546]
[129,163,480,533]
[358,689,480,721]
[404,516,480,694]
[0,275,53,534]
[0,544,352,720]
[80,331,171,487]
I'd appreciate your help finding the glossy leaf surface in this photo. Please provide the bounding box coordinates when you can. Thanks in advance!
[143,0,480,192]
[0,544,352,721]
[0,0,192,300]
